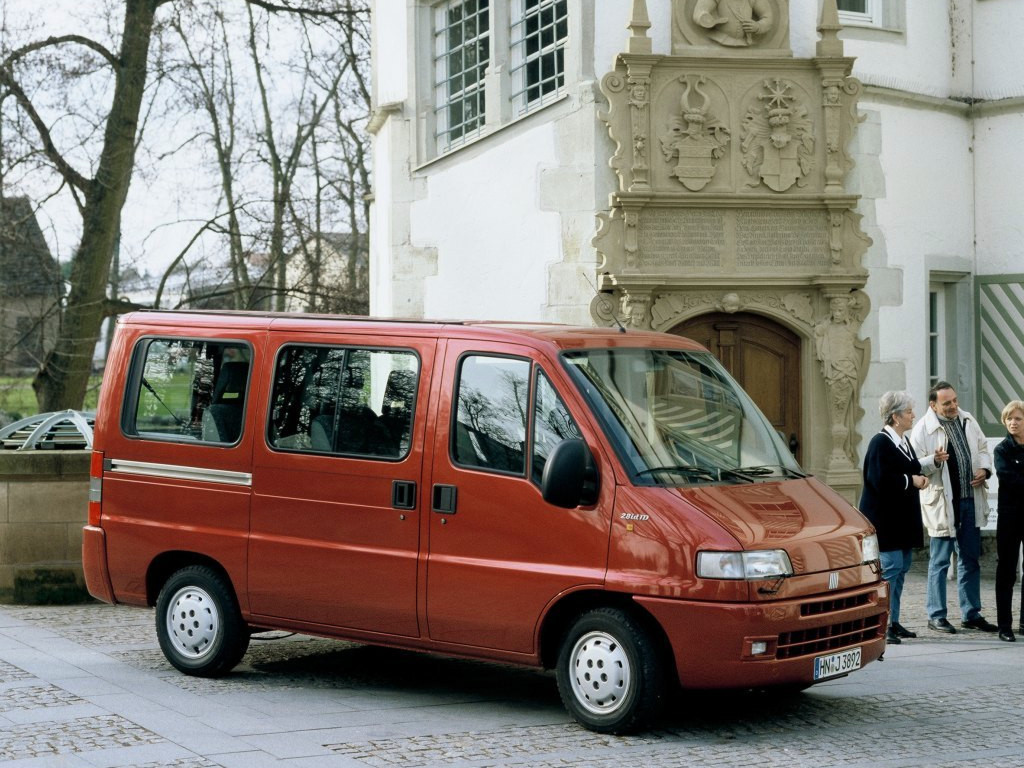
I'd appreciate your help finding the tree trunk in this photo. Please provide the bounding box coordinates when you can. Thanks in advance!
[32,0,159,411]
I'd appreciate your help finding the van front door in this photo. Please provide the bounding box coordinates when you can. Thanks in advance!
[248,333,435,637]
[424,341,612,654]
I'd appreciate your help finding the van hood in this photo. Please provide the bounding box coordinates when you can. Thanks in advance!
[669,478,871,574]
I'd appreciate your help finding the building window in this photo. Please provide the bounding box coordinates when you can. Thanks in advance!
[837,0,882,27]
[429,0,569,156]
[510,0,568,116]
[434,0,490,151]
[927,285,945,392]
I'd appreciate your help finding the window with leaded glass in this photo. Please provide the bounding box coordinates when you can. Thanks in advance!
[510,0,568,115]
[434,0,490,150]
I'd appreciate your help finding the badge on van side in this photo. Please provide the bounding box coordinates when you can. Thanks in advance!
[621,512,650,521]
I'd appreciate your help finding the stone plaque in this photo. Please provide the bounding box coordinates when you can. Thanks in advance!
[638,208,725,268]
[736,209,828,268]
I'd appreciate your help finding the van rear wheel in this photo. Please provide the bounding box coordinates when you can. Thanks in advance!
[555,607,666,734]
[155,565,249,677]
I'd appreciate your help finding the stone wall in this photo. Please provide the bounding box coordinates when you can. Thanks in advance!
[0,451,90,603]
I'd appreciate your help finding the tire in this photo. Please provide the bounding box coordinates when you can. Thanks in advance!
[555,607,666,734]
[155,565,250,677]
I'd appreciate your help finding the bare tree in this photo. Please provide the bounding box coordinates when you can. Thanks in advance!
[0,0,363,411]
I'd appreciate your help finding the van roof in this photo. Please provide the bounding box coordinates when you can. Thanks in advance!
[118,309,708,352]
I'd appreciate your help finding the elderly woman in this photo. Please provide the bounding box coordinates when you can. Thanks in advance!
[859,391,929,644]
[994,399,1024,642]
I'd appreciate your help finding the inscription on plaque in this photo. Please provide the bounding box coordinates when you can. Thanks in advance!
[736,210,829,268]
[638,209,724,268]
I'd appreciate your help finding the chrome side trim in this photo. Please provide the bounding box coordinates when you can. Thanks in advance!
[108,459,252,487]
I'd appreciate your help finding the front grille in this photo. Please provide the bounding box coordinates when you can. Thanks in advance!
[777,613,884,659]
[801,592,872,617]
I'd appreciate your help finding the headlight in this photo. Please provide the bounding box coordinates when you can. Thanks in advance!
[861,533,880,563]
[697,549,793,580]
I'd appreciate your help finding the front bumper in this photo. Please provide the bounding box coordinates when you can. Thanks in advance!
[636,580,888,689]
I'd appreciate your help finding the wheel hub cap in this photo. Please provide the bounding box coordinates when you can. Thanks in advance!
[569,630,631,715]
[166,586,220,660]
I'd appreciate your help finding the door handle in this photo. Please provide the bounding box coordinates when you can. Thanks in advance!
[392,480,416,510]
[789,433,800,454]
[432,484,457,514]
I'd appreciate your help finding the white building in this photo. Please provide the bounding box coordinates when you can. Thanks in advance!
[369,0,1024,501]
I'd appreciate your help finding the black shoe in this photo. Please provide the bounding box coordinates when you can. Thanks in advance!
[961,616,998,632]
[999,629,1016,642]
[891,622,916,639]
[928,618,957,634]
[885,627,902,644]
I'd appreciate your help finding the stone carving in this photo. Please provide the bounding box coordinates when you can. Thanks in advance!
[741,79,814,192]
[623,292,653,328]
[693,0,774,47]
[673,0,790,54]
[782,292,814,325]
[659,75,731,191]
[814,295,867,467]
[646,290,815,330]
[589,290,653,330]
[628,69,653,190]
[718,292,743,313]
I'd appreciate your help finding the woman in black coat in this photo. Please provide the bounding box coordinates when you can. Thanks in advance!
[859,390,928,645]
[994,399,1024,641]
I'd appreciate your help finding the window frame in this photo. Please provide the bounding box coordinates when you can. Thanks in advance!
[529,366,582,486]
[265,342,422,462]
[837,0,882,28]
[121,336,253,447]
[509,0,569,118]
[425,0,571,158]
[449,351,534,477]
[433,0,491,153]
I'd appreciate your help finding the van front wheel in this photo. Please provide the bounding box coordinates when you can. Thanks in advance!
[555,607,665,734]
[155,565,249,677]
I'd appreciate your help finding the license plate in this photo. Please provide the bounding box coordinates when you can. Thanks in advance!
[813,647,862,680]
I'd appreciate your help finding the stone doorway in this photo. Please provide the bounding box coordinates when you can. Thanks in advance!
[670,312,802,464]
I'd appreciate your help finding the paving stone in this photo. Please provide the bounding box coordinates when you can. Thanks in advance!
[0,714,165,760]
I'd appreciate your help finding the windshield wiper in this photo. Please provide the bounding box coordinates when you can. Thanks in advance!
[635,465,755,484]
[634,465,718,482]
[738,465,808,479]
[715,468,756,483]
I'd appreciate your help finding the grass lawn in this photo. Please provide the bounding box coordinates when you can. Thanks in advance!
[0,376,102,421]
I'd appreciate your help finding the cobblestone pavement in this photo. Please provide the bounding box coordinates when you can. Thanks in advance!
[1,555,1022,767]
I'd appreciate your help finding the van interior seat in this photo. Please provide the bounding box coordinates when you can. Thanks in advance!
[201,360,249,443]
[380,369,417,454]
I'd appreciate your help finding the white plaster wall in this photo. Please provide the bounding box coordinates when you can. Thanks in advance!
[373,1,410,104]
[825,0,962,99]
[854,99,974,441]
[975,111,1024,275]
[974,0,1024,99]
[410,124,563,321]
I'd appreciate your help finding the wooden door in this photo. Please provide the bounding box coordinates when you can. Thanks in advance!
[670,312,802,463]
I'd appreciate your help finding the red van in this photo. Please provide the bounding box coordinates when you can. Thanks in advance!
[83,310,887,733]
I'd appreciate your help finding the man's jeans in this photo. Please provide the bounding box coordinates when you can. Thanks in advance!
[880,548,913,625]
[926,498,983,622]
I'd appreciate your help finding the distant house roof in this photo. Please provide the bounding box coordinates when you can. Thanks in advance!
[0,197,61,298]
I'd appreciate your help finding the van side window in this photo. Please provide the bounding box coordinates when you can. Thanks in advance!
[531,371,582,484]
[268,345,419,459]
[452,355,530,474]
[128,339,250,444]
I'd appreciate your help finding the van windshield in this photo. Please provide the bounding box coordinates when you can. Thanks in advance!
[562,349,804,485]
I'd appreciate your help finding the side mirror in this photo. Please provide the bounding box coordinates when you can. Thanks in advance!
[541,439,599,508]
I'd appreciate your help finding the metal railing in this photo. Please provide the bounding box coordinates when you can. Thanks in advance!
[0,411,95,451]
